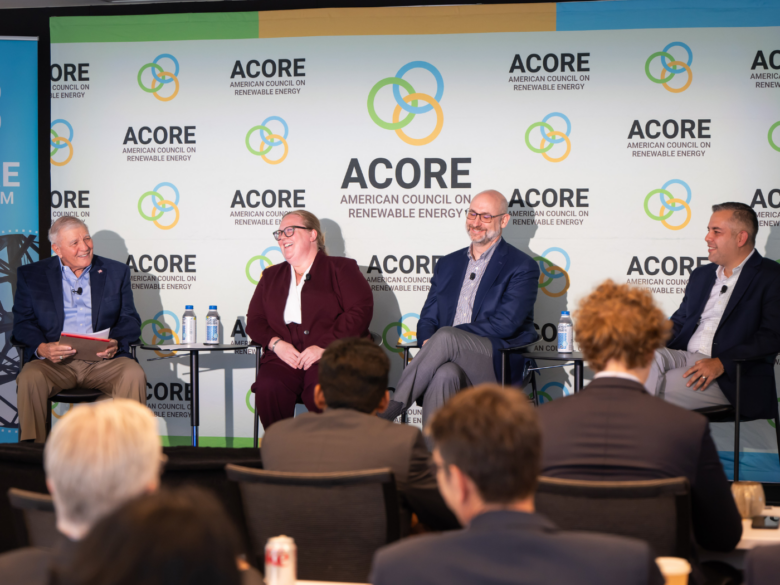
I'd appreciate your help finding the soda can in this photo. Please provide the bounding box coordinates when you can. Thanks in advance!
[265,535,296,585]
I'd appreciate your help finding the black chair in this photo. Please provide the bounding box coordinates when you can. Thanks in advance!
[7,487,58,549]
[695,356,780,482]
[12,338,138,440]
[535,476,692,560]
[225,464,400,583]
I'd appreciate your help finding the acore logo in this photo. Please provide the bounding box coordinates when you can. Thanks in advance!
[535,247,570,298]
[382,313,420,355]
[138,54,180,102]
[643,179,692,231]
[770,121,780,152]
[245,247,284,284]
[645,42,693,93]
[138,182,180,230]
[368,61,444,146]
[525,113,571,162]
[245,116,289,164]
[50,119,74,166]
[141,310,180,358]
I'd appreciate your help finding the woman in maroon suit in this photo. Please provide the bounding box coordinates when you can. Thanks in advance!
[246,211,373,429]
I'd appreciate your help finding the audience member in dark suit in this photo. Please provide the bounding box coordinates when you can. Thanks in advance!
[246,210,373,429]
[53,487,251,585]
[645,203,780,416]
[12,216,146,442]
[538,281,742,575]
[744,543,780,585]
[381,190,539,426]
[261,338,459,533]
[371,385,664,585]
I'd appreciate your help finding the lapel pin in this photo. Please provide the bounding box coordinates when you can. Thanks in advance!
[98,270,103,274]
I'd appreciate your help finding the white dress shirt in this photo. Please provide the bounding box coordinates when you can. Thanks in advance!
[283,262,312,325]
[687,248,755,357]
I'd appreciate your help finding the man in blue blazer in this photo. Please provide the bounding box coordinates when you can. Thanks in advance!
[12,217,147,442]
[645,203,780,417]
[381,190,539,425]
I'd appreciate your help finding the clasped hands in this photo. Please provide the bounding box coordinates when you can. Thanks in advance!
[683,357,725,391]
[271,339,323,370]
[37,339,119,362]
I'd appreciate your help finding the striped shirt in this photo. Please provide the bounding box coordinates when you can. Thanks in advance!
[452,239,500,326]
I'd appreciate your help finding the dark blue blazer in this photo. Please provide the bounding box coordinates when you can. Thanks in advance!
[12,255,142,362]
[668,251,780,419]
[417,238,539,385]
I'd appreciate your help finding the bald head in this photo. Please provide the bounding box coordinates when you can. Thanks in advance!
[473,190,508,215]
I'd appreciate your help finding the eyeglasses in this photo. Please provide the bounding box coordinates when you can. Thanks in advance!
[272,226,310,240]
[467,210,506,223]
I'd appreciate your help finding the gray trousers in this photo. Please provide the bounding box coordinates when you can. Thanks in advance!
[393,327,496,426]
[644,348,730,410]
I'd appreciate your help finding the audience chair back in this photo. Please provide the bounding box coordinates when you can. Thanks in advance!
[226,465,400,582]
[536,476,692,559]
[7,488,58,549]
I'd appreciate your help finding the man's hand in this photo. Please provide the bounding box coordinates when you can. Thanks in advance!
[273,340,301,369]
[37,342,76,363]
[96,339,119,360]
[422,339,428,347]
[298,346,324,370]
[684,357,725,391]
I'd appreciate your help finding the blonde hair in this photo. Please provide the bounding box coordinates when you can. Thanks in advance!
[573,280,671,372]
[283,210,327,254]
[44,399,161,533]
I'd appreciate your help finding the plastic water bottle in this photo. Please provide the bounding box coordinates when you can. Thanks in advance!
[557,311,573,353]
[205,305,220,345]
[182,305,197,344]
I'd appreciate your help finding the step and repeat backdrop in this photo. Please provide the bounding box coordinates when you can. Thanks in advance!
[46,3,780,476]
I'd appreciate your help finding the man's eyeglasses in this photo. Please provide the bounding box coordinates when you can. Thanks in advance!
[272,226,310,240]
[466,210,506,223]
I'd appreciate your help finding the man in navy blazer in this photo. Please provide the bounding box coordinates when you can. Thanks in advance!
[12,217,146,442]
[645,203,780,416]
[381,190,539,425]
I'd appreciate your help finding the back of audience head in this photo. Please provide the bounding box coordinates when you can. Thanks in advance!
[44,399,161,540]
[53,487,242,585]
[574,279,671,373]
[427,384,540,523]
[316,337,390,414]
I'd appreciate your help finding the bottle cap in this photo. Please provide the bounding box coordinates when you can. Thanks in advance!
[185,305,193,310]
[209,305,217,310]
[562,311,570,315]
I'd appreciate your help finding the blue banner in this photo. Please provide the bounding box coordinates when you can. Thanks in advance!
[0,37,39,443]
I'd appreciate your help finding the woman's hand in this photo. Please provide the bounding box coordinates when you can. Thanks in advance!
[298,345,324,370]
[273,340,301,368]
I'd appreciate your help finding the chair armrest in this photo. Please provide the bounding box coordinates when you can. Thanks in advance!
[10,336,29,369]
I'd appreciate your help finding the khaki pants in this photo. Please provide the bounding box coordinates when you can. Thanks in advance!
[17,357,147,442]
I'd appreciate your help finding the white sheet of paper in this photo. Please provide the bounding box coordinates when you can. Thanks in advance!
[61,328,111,340]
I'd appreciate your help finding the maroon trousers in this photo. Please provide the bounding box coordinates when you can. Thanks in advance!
[252,323,322,430]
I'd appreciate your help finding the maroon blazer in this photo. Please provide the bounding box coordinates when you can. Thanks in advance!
[246,252,373,363]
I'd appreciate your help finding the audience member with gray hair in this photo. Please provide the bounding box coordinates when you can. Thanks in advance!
[12,216,146,442]
[0,400,162,584]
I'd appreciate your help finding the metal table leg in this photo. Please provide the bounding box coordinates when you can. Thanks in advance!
[190,351,199,447]
[574,359,584,393]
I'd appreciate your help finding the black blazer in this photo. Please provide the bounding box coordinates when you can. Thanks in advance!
[261,408,459,532]
[668,251,780,418]
[370,510,663,585]
[416,238,539,385]
[538,377,743,552]
[12,255,141,362]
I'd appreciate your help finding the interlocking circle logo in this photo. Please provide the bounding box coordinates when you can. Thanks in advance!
[138,182,180,230]
[141,310,181,358]
[769,121,780,152]
[528,381,571,404]
[525,113,572,162]
[50,119,74,166]
[368,61,444,146]
[644,179,692,231]
[534,247,570,298]
[138,54,180,102]
[245,247,284,285]
[245,116,289,164]
[645,42,693,93]
[382,313,420,355]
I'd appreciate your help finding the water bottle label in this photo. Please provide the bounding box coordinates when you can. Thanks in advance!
[558,324,573,352]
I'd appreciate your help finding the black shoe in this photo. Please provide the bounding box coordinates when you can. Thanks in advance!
[378,400,405,421]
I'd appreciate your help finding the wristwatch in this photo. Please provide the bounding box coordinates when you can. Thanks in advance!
[270,338,281,352]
